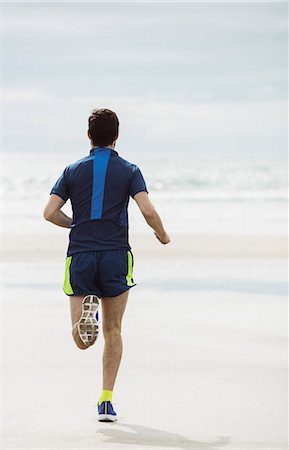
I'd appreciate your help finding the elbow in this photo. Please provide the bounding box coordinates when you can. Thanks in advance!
[142,206,156,220]
[43,208,53,222]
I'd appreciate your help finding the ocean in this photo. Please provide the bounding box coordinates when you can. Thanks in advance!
[2,149,287,236]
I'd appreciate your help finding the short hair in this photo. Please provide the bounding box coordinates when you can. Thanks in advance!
[88,108,119,147]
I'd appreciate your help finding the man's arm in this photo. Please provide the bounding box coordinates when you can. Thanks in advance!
[133,191,170,244]
[43,194,72,228]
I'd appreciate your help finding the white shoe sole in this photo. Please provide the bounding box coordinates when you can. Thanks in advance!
[98,414,118,422]
[78,295,99,346]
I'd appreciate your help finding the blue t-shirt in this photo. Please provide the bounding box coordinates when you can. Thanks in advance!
[50,147,148,256]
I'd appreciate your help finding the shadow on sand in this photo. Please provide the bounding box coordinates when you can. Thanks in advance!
[97,422,231,450]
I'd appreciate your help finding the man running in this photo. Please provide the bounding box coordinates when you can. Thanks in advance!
[43,108,170,422]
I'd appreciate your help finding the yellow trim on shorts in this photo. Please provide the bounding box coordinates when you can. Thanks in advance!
[64,256,74,295]
[126,251,134,286]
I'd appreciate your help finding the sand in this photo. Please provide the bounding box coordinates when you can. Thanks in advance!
[2,232,288,450]
[2,232,287,261]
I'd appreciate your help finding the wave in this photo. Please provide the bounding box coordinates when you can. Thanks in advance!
[2,152,287,203]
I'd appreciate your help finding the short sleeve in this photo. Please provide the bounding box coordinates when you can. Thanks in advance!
[129,165,149,198]
[50,167,70,202]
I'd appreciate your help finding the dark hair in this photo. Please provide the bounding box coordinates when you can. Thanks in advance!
[88,108,119,147]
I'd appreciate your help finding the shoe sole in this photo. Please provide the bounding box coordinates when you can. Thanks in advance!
[78,295,99,347]
[98,414,118,422]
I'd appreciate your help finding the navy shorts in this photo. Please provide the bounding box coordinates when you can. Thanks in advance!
[63,249,136,298]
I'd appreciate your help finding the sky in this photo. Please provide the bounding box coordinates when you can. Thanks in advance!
[2,2,288,158]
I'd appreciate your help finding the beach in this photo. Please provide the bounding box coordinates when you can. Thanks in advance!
[2,232,287,261]
[2,147,288,449]
[2,230,288,450]
[2,1,288,447]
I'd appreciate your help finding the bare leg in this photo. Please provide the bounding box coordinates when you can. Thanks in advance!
[70,295,90,350]
[101,290,129,390]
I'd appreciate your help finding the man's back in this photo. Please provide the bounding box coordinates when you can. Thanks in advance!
[50,147,148,255]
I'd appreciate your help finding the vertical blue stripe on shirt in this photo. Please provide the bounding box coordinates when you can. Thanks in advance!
[90,149,111,219]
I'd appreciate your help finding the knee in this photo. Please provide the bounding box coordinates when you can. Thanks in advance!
[71,327,89,350]
[75,340,89,350]
[103,324,121,341]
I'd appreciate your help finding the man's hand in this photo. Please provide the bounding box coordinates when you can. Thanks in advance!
[154,231,170,245]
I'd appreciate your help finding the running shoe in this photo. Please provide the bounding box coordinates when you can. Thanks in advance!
[97,401,118,422]
[78,295,100,347]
